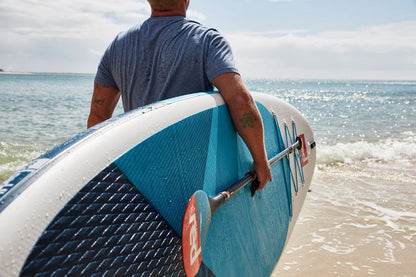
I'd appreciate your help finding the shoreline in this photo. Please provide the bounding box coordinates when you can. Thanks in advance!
[0,71,94,76]
[0,71,32,75]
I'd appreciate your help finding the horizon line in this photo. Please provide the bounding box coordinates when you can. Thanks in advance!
[1,70,416,82]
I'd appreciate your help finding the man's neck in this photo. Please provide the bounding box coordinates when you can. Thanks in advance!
[151,5,187,17]
[151,8,186,17]
[150,1,187,18]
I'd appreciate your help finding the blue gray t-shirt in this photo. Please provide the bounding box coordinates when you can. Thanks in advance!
[95,16,239,111]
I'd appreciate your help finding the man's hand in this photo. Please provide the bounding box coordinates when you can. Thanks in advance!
[254,160,272,191]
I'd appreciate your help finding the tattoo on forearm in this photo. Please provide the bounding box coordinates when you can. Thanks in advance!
[93,83,112,106]
[239,112,257,128]
[94,98,105,105]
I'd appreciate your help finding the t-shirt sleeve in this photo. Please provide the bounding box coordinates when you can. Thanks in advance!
[205,31,239,82]
[94,40,119,89]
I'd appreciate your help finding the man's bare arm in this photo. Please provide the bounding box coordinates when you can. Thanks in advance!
[87,83,121,128]
[212,72,271,191]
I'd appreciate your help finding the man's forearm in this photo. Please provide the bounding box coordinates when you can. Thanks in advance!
[212,72,271,190]
[226,93,268,166]
[87,83,121,128]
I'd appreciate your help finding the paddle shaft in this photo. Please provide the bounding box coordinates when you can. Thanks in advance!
[209,137,302,213]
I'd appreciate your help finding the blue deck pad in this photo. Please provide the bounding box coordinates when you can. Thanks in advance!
[202,106,250,196]
[114,107,215,235]
[115,102,291,276]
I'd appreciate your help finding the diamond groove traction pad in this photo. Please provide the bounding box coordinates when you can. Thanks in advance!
[20,163,193,276]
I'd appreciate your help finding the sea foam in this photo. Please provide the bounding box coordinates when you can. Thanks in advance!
[316,135,416,165]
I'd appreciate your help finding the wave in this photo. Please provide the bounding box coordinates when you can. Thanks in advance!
[317,135,416,165]
[0,141,44,183]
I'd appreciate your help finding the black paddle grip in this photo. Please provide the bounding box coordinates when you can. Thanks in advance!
[250,178,259,197]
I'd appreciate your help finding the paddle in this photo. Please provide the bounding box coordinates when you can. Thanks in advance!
[181,137,302,276]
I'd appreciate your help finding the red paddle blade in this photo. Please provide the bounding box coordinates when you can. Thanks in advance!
[182,194,202,277]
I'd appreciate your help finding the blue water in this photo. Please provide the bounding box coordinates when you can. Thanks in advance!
[1,74,415,150]
[247,79,416,143]
[1,74,107,146]
[0,73,415,275]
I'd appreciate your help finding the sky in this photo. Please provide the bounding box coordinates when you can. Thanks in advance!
[1,0,415,80]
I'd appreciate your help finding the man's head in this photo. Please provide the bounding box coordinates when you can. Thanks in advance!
[147,0,189,12]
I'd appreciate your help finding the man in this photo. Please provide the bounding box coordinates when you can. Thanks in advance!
[87,0,271,190]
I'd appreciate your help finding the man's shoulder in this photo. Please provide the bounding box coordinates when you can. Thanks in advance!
[184,18,220,33]
[117,23,142,39]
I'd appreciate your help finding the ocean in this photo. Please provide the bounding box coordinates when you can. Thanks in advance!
[1,73,415,276]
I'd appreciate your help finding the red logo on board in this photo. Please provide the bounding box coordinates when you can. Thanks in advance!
[182,195,202,277]
[299,134,309,167]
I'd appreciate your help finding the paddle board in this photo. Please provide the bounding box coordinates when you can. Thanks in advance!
[0,91,315,276]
